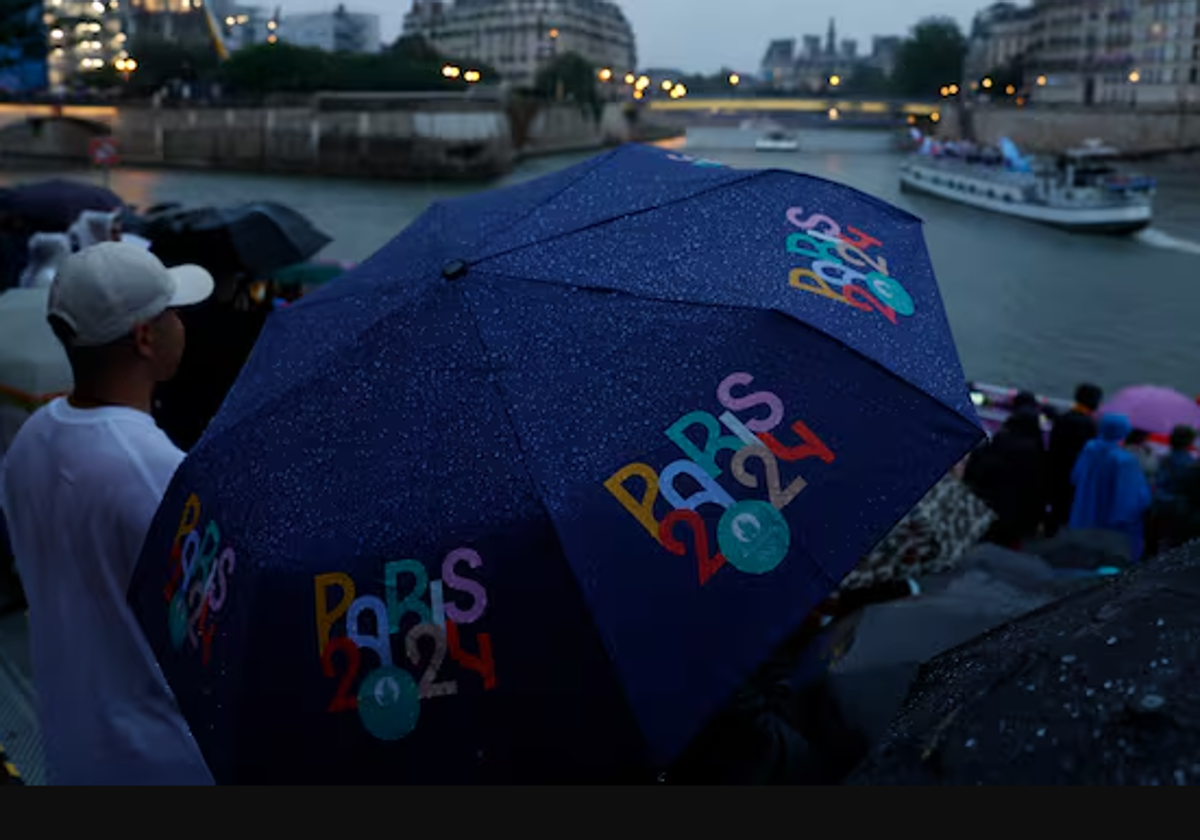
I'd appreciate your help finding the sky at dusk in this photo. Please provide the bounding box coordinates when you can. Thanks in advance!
[279,0,987,74]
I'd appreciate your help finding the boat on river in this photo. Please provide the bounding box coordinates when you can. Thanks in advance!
[756,130,799,152]
[899,139,1155,235]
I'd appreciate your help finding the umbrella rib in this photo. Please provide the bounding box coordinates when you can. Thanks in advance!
[455,147,622,247]
[469,266,982,428]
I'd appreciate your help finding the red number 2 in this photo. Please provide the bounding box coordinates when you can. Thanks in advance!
[447,620,497,690]
[321,636,361,712]
[659,509,727,586]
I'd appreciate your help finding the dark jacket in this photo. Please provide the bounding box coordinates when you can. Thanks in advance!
[964,409,1046,540]
[1047,408,1097,521]
[154,298,270,451]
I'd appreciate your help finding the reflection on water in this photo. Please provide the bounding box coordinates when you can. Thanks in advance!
[5,132,1200,399]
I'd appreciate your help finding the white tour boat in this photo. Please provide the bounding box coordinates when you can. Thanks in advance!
[898,139,1155,235]
[756,130,800,152]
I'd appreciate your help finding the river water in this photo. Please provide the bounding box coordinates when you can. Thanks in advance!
[6,128,1200,401]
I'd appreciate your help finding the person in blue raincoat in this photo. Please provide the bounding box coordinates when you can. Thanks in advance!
[1070,413,1153,561]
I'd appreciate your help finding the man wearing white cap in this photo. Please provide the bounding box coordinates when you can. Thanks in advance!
[0,242,216,785]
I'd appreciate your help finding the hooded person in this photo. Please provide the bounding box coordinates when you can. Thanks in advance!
[18,232,73,289]
[1070,412,1153,561]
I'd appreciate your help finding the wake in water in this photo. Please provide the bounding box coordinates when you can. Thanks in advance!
[1136,227,1200,256]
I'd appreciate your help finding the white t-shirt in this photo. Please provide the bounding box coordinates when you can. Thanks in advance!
[0,398,214,785]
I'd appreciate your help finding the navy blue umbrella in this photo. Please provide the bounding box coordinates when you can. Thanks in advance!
[128,143,984,784]
[0,178,123,232]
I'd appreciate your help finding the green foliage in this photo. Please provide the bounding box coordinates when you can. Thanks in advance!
[125,32,221,93]
[533,51,600,114]
[837,65,895,97]
[389,34,442,63]
[217,41,497,96]
[892,16,967,99]
[0,0,45,71]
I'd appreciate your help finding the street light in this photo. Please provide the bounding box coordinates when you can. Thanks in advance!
[729,73,740,86]
[829,74,841,87]
[828,107,839,120]
[1005,84,1016,95]
[931,111,941,123]
[624,72,636,85]
[661,79,673,91]
[633,89,644,100]
[940,86,949,97]
[598,68,613,82]
[671,83,687,99]
[1129,69,1141,83]
[548,28,559,39]
[948,84,959,95]
[982,77,994,89]
[1036,75,1047,86]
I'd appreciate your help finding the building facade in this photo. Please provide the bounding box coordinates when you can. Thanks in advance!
[868,36,902,78]
[758,19,869,93]
[280,4,381,53]
[44,0,129,91]
[1128,0,1200,105]
[965,2,1037,82]
[401,0,638,89]
[966,0,1157,106]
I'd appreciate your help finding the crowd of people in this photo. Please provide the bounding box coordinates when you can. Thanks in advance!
[963,383,1200,563]
[1,192,1199,784]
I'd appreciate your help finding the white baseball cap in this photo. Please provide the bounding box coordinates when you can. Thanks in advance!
[47,241,214,347]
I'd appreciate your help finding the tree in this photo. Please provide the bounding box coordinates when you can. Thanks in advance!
[389,34,442,63]
[0,0,45,71]
[839,65,894,97]
[125,32,221,94]
[218,42,333,94]
[216,41,499,96]
[534,51,600,113]
[892,17,967,99]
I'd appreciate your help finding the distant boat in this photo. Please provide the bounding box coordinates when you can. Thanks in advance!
[756,130,799,152]
[899,139,1154,235]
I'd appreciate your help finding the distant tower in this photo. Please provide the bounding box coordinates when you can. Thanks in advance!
[825,18,836,57]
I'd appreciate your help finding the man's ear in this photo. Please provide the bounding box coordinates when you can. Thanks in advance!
[131,321,156,359]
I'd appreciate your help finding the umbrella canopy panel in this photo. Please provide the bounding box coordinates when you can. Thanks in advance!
[0,179,123,232]
[849,542,1200,785]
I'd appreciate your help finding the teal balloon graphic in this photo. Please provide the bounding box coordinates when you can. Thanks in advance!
[717,500,791,575]
[168,591,189,651]
[358,666,421,742]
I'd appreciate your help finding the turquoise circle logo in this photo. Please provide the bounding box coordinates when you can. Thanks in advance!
[868,274,914,316]
[717,500,791,575]
[168,591,189,651]
[358,666,421,741]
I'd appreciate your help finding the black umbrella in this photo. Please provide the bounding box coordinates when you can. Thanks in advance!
[0,179,123,232]
[848,541,1200,785]
[149,202,331,276]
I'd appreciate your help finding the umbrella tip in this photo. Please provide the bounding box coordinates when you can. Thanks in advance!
[441,260,468,281]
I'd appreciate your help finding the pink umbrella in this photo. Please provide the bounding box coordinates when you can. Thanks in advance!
[1099,385,1200,436]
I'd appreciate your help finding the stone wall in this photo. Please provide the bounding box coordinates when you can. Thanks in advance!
[0,98,634,179]
[942,105,1200,156]
[113,101,517,180]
